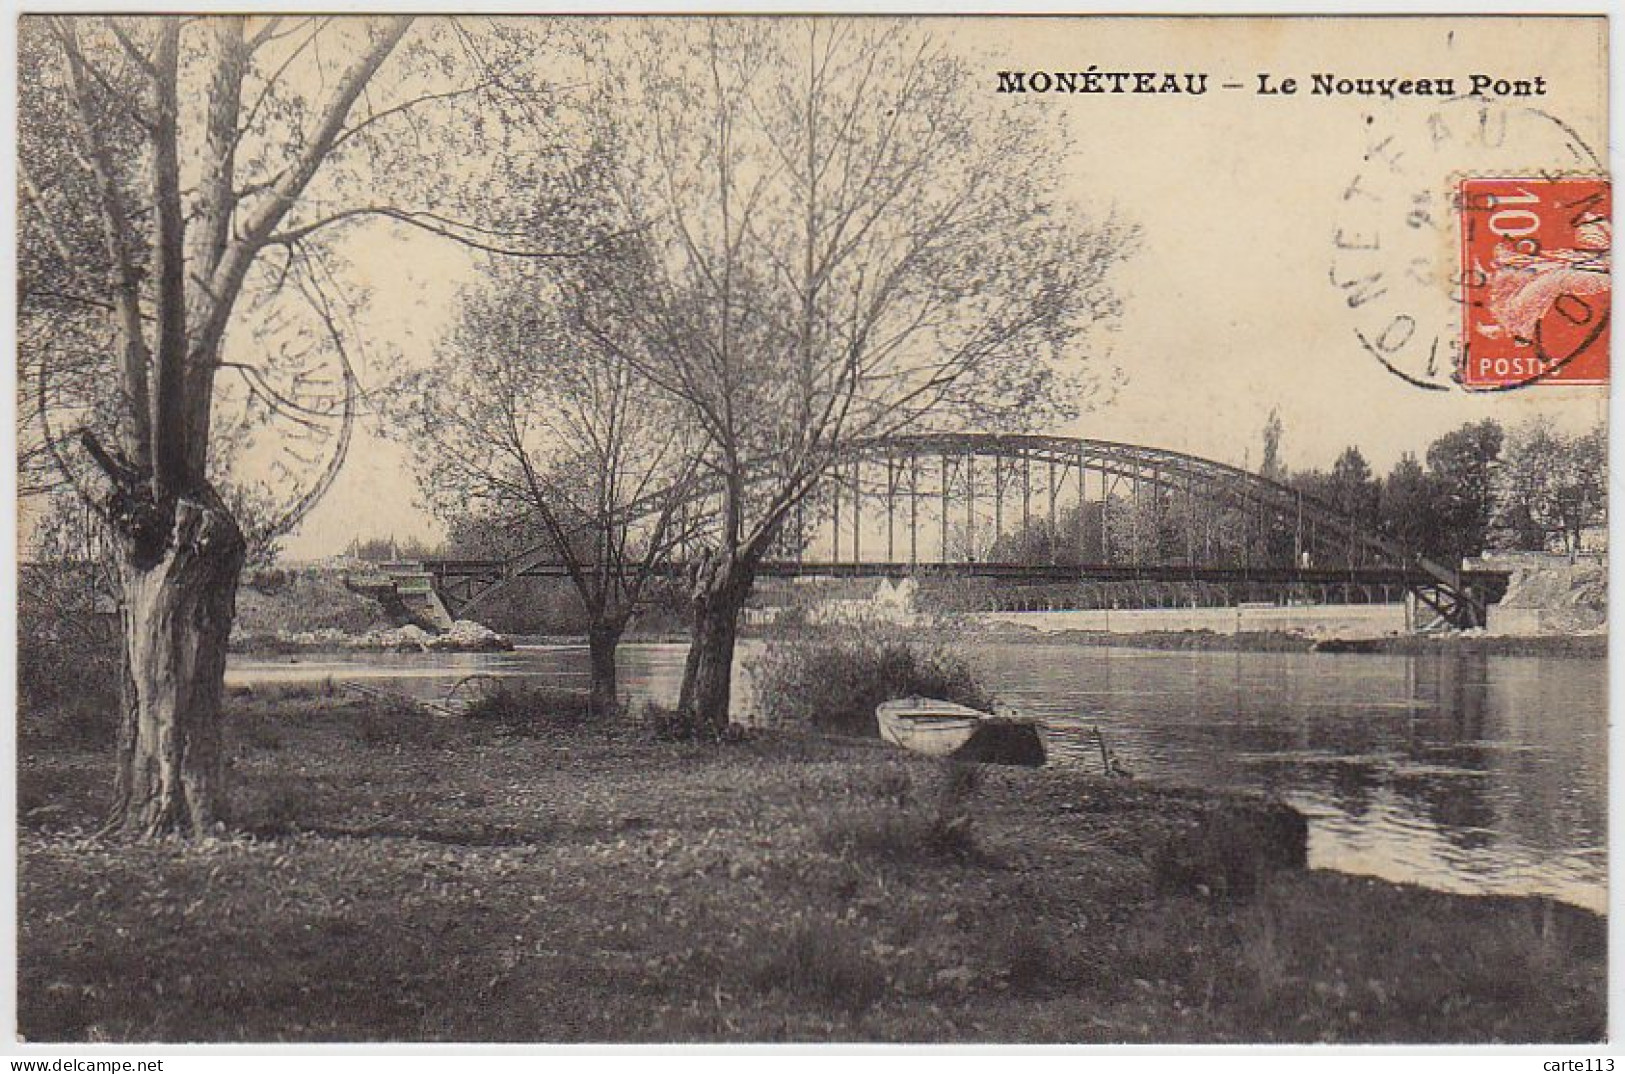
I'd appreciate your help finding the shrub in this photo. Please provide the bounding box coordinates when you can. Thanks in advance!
[986,914,1064,996]
[17,631,120,749]
[749,618,994,734]
[1149,801,1309,899]
[243,567,292,595]
[463,682,595,735]
[231,714,286,752]
[345,706,459,750]
[244,678,340,703]
[234,781,310,835]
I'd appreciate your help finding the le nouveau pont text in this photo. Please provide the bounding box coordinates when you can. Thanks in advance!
[995,70,1547,99]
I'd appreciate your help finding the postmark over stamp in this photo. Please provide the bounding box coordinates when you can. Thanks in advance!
[1457,177,1611,388]
[1328,96,1607,393]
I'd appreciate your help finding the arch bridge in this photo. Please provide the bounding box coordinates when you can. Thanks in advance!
[409,432,1498,627]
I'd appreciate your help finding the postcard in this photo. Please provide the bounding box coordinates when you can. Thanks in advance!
[13,13,1609,1049]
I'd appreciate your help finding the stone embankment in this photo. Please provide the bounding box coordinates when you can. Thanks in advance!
[230,565,513,652]
[1480,553,1606,636]
[234,620,512,654]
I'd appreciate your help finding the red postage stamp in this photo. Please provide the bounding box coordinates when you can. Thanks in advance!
[1458,177,1610,388]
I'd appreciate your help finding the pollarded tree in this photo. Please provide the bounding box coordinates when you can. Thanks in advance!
[396,258,702,714]
[572,18,1134,732]
[21,16,580,836]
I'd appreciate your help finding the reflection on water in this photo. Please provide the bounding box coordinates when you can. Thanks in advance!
[228,641,1606,912]
[977,646,1606,913]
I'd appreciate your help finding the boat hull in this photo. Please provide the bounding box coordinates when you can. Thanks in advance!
[875,699,1046,766]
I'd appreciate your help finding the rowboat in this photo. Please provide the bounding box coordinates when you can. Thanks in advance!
[874,697,1046,766]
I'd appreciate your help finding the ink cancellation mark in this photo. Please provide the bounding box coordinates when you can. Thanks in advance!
[1328,97,1605,392]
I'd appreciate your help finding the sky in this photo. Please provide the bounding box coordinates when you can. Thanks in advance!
[277,15,1609,560]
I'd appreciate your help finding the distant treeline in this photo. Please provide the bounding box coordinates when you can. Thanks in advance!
[1279,416,1605,564]
[954,416,1602,572]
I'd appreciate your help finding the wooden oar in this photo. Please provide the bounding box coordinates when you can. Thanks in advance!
[1091,725,1134,779]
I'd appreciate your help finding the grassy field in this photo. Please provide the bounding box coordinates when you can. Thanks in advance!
[18,687,1606,1044]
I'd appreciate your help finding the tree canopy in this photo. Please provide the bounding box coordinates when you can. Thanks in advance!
[563,19,1136,728]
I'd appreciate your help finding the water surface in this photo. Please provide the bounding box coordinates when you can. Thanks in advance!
[228,640,1606,912]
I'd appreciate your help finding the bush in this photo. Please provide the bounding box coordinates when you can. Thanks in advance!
[18,631,120,749]
[239,678,340,703]
[462,682,595,735]
[985,913,1064,996]
[243,567,292,595]
[231,713,286,752]
[1149,801,1310,900]
[749,619,994,734]
[233,780,321,835]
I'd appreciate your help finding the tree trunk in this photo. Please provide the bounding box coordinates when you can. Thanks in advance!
[677,552,756,734]
[107,490,246,838]
[587,619,625,716]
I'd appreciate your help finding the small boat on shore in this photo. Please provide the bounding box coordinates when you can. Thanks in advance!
[875,697,1046,766]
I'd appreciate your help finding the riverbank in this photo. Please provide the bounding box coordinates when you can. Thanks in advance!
[19,691,1604,1043]
[238,626,1609,660]
[741,622,1610,659]
[948,623,1608,658]
[756,620,1604,658]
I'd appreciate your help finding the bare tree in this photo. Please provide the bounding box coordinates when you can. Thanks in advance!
[20,16,576,836]
[573,19,1134,732]
[396,258,701,713]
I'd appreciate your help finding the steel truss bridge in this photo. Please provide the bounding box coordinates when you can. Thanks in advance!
[408,433,1500,627]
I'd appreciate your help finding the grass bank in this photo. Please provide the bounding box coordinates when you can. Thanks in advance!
[19,691,1604,1043]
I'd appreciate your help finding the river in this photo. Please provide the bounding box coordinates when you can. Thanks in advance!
[227,640,1607,913]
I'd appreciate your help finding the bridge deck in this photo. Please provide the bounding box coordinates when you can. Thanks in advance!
[401,428,1503,628]
[418,558,1508,588]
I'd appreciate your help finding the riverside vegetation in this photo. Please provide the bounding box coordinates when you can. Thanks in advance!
[16,628,1606,1043]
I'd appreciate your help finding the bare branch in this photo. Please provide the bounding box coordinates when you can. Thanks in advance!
[106,18,157,78]
[264,205,636,259]
[327,75,503,155]
[194,17,412,377]
[55,16,154,464]
[236,17,413,251]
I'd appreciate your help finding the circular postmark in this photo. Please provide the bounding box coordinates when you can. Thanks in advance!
[1328,95,1606,392]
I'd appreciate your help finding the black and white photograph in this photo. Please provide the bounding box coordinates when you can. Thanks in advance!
[11,12,1611,1050]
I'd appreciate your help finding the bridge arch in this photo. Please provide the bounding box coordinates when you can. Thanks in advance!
[407,432,1485,627]
[812,432,1408,568]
